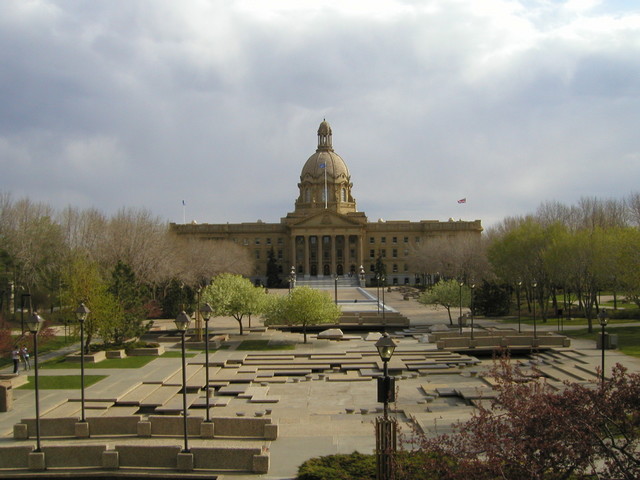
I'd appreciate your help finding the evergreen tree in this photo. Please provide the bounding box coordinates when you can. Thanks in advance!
[266,248,281,288]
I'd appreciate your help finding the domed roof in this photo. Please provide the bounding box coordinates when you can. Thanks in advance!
[301,151,350,180]
[300,120,350,181]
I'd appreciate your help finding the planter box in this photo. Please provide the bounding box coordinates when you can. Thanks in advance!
[127,345,165,356]
[105,349,127,359]
[67,351,107,363]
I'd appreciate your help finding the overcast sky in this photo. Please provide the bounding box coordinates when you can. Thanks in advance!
[1,0,639,229]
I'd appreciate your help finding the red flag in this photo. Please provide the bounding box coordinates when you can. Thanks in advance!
[457,198,466,204]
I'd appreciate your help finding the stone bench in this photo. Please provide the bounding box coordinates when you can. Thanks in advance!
[192,446,268,473]
[87,415,141,436]
[210,416,278,439]
[15,417,79,439]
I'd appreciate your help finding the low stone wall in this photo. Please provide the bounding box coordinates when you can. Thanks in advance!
[15,415,278,441]
[66,350,107,363]
[127,345,165,356]
[435,333,570,351]
[0,444,269,473]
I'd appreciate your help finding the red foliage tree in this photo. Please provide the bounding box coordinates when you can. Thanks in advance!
[399,358,640,480]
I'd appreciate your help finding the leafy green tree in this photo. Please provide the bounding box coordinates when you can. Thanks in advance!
[201,273,267,335]
[60,255,120,352]
[107,261,149,344]
[419,279,470,325]
[472,281,511,317]
[161,279,195,319]
[266,248,281,288]
[264,286,341,343]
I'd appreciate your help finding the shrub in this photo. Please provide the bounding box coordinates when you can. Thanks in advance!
[296,452,376,480]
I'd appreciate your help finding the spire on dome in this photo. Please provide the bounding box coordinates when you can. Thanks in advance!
[317,120,333,151]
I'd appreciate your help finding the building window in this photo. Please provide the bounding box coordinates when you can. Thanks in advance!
[277,238,283,245]
[342,188,347,201]
[381,237,386,244]
[381,249,386,258]
[243,239,249,246]
[404,277,410,285]
[277,250,283,259]
[393,277,398,285]
[370,264,375,272]
[370,249,375,258]
[255,238,260,245]
[393,264,398,273]
[305,189,311,202]
[404,249,409,257]
[404,237,409,243]
[392,237,397,244]
[255,250,260,259]
[404,264,409,272]
[392,249,398,258]
[370,237,375,244]
[266,238,271,245]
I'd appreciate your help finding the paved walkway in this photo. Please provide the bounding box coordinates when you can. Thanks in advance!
[1,287,639,479]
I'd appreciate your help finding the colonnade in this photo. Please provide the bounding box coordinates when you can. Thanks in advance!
[290,234,363,278]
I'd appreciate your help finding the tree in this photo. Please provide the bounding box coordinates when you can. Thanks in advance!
[266,248,281,288]
[107,261,149,345]
[60,255,120,352]
[201,273,266,335]
[418,279,470,325]
[264,286,341,343]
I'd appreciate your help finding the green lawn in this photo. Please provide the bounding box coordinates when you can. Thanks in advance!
[235,340,295,351]
[17,374,107,390]
[565,326,640,358]
[41,355,157,369]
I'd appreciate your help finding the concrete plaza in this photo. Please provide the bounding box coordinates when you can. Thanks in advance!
[1,287,638,479]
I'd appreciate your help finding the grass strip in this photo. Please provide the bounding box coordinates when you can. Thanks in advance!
[565,326,640,358]
[18,374,107,390]
[41,355,157,369]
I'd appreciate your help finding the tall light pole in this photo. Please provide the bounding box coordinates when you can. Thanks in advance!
[26,312,44,453]
[75,303,90,423]
[376,273,381,315]
[459,281,464,335]
[381,275,386,324]
[334,274,338,305]
[359,265,365,286]
[175,311,192,453]
[516,281,522,333]
[470,283,475,340]
[200,303,213,423]
[598,309,608,383]
[532,281,538,340]
[375,333,397,480]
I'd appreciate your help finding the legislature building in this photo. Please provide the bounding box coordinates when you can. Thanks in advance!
[171,120,482,286]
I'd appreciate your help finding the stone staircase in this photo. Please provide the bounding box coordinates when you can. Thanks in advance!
[295,276,362,289]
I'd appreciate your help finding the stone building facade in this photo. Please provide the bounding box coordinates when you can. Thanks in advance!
[170,120,482,286]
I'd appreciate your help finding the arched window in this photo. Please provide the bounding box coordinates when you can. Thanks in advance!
[305,189,311,203]
[342,188,347,202]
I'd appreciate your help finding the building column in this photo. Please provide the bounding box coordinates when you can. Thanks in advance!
[331,235,337,276]
[290,235,296,271]
[318,235,324,278]
[357,235,363,272]
[304,235,310,278]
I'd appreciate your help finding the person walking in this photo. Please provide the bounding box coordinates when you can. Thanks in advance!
[20,345,30,370]
[11,347,20,374]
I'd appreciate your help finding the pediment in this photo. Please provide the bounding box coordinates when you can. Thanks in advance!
[291,211,364,229]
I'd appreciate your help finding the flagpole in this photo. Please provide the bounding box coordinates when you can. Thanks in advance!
[182,201,186,224]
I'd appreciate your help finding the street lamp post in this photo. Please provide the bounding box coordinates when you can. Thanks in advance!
[532,282,538,340]
[359,265,365,286]
[470,284,475,340]
[334,274,338,305]
[75,303,90,423]
[516,281,522,333]
[459,281,464,335]
[381,275,386,324]
[26,312,44,453]
[200,303,214,423]
[598,309,608,383]
[376,274,381,315]
[174,311,192,453]
[375,333,397,480]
